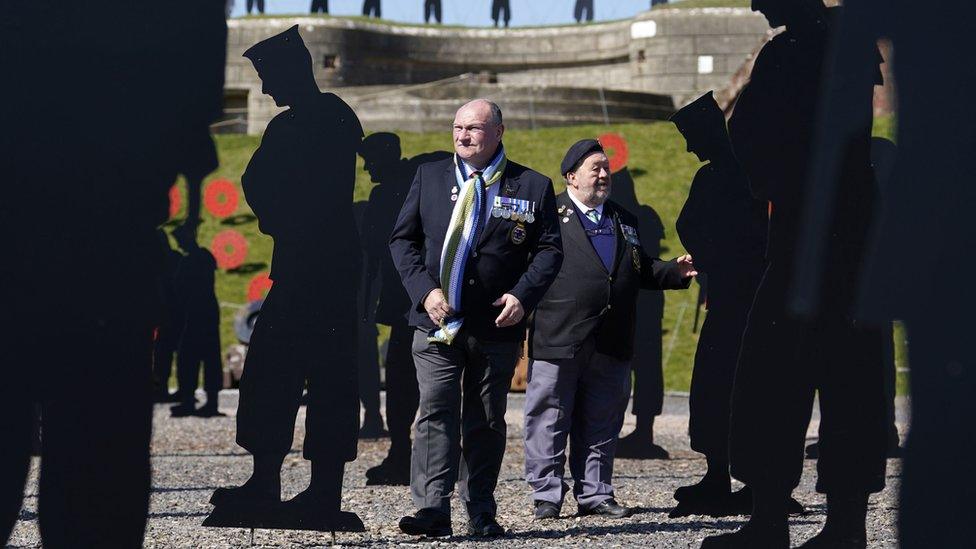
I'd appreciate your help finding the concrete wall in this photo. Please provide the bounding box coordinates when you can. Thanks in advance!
[225,10,774,134]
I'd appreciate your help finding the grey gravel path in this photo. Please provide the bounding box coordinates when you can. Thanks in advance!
[8,392,905,548]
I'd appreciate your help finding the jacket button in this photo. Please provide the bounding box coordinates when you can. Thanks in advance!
[607,304,612,310]
[608,276,613,282]
[468,279,475,286]
[472,251,478,257]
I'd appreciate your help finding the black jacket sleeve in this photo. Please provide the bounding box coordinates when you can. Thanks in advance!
[640,257,692,291]
[508,178,563,313]
[388,165,439,314]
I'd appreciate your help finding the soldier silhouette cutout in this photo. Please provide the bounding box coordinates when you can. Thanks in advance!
[425,0,443,24]
[359,133,452,485]
[492,0,511,28]
[153,229,187,403]
[574,0,594,23]
[363,0,381,18]
[610,167,669,460]
[0,2,226,546]
[311,0,328,14]
[170,229,224,418]
[702,3,888,548]
[246,0,265,15]
[669,91,768,519]
[791,0,976,541]
[206,25,365,533]
[354,199,387,439]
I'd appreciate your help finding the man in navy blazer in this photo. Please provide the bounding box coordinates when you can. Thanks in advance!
[389,99,562,537]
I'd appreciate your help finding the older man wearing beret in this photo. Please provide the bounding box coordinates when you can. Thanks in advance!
[524,139,697,520]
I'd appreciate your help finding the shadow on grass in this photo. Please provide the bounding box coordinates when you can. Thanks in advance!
[221,213,258,226]
[227,262,268,274]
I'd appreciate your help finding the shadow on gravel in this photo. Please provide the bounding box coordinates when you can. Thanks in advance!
[148,511,211,519]
[151,486,223,494]
[151,449,301,458]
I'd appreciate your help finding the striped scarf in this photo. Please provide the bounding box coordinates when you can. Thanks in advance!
[429,147,508,344]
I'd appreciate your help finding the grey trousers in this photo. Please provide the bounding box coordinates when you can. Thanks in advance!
[524,339,632,509]
[410,328,521,517]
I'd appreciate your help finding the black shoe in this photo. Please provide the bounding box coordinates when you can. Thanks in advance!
[700,523,789,549]
[210,483,279,508]
[787,495,805,515]
[365,459,410,486]
[669,486,738,518]
[170,404,196,417]
[398,508,452,538]
[579,499,631,519]
[674,479,731,502]
[615,433,670,460]
[805,442,820,459]
[193,404,226,417]
[154,390,181,403]
[534,500,560,520]
[359,414,388,439]
[467,513,505,537]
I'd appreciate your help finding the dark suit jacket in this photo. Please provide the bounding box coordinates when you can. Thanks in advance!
[530,194,690,361]
[389,155,563,342]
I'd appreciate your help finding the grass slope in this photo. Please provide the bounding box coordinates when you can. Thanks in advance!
[172,117,903,393]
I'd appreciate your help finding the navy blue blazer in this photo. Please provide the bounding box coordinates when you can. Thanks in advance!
[389,155,563,342]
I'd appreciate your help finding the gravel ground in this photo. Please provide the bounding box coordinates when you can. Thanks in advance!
[8,393,905,548]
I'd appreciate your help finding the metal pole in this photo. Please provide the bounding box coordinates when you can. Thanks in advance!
[598,86,610,126]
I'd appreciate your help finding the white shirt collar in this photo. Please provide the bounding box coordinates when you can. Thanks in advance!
[566,190,604,217]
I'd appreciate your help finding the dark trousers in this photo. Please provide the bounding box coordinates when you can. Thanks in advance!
[236,287,360,462]
[728,262,887,496]
[424,0,441,23]
[524,338,631,509]
[491,0,510,26]
[246,0,264,14]
[362,0,380,17]
[900,316,975,547]
[152,322,179,395]
[310,0,328,13]
[1,327,153,548]
[176,328,222,406]
[410,328,520,517]
[385,320,418,459]
[574,0,593,22]
[687,276,761,459]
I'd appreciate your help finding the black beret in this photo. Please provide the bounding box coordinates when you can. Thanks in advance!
[561,139,605,176]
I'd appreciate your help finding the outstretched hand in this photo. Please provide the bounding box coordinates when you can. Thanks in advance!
[676,254,698,278]
[493,293,524,328]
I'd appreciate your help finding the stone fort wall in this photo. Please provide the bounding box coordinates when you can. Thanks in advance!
[223,9,774,134]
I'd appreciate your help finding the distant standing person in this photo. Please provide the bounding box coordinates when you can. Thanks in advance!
[425,0,442,23]
[311,0,328,14]
[363,0,381,18]
[491,0,510,27]
[246,0,265,15]
[651,0,668,7]
[574,0,594,23]
[170,229,224,418]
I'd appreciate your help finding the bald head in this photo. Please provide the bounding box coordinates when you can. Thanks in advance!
[453,99,505,169]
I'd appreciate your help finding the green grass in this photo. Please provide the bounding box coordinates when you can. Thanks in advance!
[172,115,904,394]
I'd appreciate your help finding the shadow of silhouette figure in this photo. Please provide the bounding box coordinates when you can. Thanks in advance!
[206,25,365,532]
[790,1,976,543]
[610,167,669,460]
[169,230,224,418]
[669,91,768,518]
[702,4,889,548]
[0,3,226,547]
[359,133,451,485]
[153,230,187,403]
[353,199,387,439]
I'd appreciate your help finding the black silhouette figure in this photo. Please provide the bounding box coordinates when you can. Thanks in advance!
[611,168,669,460]
[311,0,328,14]
[574,0,594,23]
[491,0,511,27]
[362,0,381,18]
[0,2,226,546]
[206,25,365,533]
[169,229,224,418]
[425,0,442,24]
[792,1,976,541]
[246,0,265,15]
[353,199,386,439]
[359,134,452,485]
[153,229,187,403]
[702,4,888,548]
[669,91,768,518]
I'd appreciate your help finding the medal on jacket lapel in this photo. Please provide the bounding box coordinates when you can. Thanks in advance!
[632,247,641,273]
